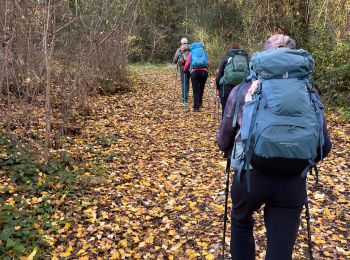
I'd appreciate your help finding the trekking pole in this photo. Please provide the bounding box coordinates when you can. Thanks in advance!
[216,89,221,122]
[171,65,179,118]
[207,78,216,117]
[305,198,313,260]
[213,89,218,121]
[183,73,187,112]
[207,78,216,99]
[222,156,231,259]
[173,65,179,101]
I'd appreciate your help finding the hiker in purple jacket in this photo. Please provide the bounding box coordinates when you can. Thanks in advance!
[217,34,332,260]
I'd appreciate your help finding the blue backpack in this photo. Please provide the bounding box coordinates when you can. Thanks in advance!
[190,42,208,70]
[232,48,325,190]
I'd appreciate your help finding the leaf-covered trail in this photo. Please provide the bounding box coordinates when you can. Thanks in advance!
[53,65,226,259]
[50,65,349,259]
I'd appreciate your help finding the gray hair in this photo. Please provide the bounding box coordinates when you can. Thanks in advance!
[264,34,296,50]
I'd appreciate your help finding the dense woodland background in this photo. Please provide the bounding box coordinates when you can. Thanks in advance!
[0,0,350,258]
[1,0,349,144]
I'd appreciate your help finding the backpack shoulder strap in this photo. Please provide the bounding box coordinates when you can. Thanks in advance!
[242,86,262,192]
[232,81,250,128]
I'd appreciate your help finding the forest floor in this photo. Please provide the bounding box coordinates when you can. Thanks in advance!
[1,64,350,259]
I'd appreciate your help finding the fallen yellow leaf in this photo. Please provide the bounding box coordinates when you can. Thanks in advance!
[169,230,177,236]
[170,243,182,251]
[111,251,120,259]
[27,247,38,260]
[119,239,128,247]
[145,235,154,244]
[61,245,73,257]
[64,223,71,231]
[205,254,215,260]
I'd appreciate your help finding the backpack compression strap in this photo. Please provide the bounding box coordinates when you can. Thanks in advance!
[300,88,324,182]
[230,83,245,182]
[231,81,256,191]
[241,90,261,192]
[310,91,324,161]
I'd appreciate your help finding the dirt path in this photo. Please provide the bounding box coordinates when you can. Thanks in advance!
[47,65,349,259]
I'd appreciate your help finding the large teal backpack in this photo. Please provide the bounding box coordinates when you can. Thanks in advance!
[189,42,208,70]
[232,48,325,190]
[219,49,249,86]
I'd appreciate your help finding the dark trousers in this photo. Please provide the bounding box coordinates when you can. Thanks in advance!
[179,67,190,101]
[219,84,234,116]
[190,70,208,109]
[230,170,307,260]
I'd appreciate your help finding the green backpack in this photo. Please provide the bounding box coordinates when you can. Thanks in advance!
[219,49,249,86]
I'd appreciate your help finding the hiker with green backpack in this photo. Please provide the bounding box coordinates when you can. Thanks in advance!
[173,37,191,102]
[217,34,332,259]
[184,42,210,112]
[216,43,249,116]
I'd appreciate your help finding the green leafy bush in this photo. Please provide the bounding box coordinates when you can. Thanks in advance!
[0,134,80,258]
[311,40,350,113]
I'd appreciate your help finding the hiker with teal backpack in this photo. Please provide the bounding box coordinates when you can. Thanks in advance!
[217,34,332,260]
[183,42,210,112]
[173,38,190,102]
[216,43,249,116]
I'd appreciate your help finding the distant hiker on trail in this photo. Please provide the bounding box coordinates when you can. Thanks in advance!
[184,42,210,112]
[217,34,332,259]
[173,37,190,102]
[216,43,249,116]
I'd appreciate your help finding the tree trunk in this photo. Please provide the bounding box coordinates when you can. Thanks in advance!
[44,0,52,162]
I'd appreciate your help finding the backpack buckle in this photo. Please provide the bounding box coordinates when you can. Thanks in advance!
[255,81,262,95]
[282,72,289,79]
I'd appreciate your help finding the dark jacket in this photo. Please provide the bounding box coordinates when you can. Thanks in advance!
[215,49,248,90]
[215,59,227,90]
[173,44,190,67]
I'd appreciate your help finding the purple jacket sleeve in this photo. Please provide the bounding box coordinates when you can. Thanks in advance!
[217,82,251,151]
